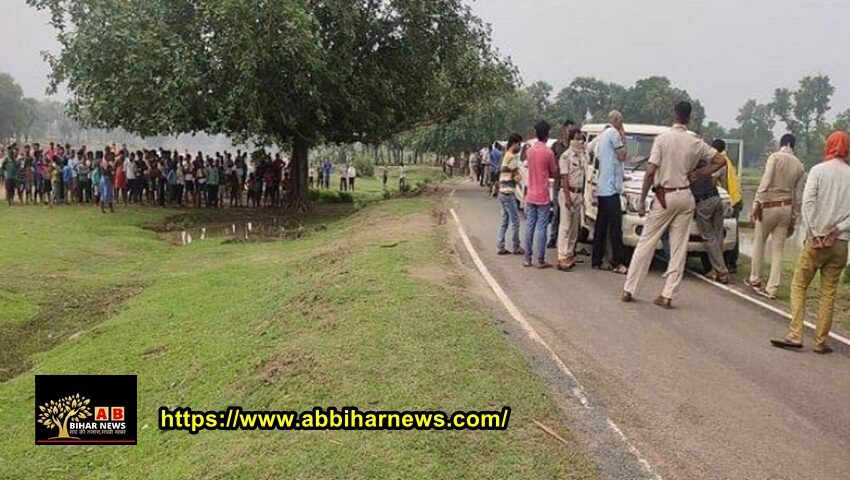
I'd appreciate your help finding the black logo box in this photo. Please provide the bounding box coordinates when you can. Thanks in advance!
[35,375,137,445]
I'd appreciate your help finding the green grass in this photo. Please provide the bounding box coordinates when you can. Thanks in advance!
[0,188,597,479]
[728,254,850,335]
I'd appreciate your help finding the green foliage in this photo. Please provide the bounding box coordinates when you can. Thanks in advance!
[399,88,539,155]
[549,77,625,123]
[842,265,850,285]
[770,75,835,166]
[731,100,776,167]
[27,0,516,207]
[352,156,375,178]
[703,121,728,142]
[309,189,354,204]
[0,73,25,141]
[622,76,705,130]
[834,109,850,132]
[525,81,553,114]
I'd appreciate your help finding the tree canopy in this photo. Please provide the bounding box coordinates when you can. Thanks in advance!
[28,0,515,208]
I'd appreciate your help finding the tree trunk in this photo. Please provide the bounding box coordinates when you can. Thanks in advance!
[287,140,310,213]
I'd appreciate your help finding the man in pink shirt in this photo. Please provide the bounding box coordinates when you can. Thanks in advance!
[524,120,559,268]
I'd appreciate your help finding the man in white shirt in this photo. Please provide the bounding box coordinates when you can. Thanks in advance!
[771,131,850,354]
[347,164,356,191]
[339,163,348,191]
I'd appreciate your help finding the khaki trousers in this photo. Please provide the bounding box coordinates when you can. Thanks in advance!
[624,190,695,300]
[557,190,583,261]
[748,205,792,295]
[786,239,848,347]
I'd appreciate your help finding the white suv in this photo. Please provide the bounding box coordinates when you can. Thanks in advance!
[580,123,737,256]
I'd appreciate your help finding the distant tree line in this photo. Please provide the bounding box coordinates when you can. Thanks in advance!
[395,74,848,169]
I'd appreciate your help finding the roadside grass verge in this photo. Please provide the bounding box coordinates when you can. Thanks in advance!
[0,192,597,479]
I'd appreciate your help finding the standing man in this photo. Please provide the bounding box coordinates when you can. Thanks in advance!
[592,111,629,274]
[339,162,348,191]
[691,150,730,284]
[745,134,805,299]
[548,119,575,249]
[347,163,356,191]
[713,139,743,273]
[322,160,332,189]
[523,121,559,269]
[497,134,524,256]
[771,131,850,355]
[556,130,587,270]
[2,146,18,206]
[489,144,503,197]
[622,102,725,308]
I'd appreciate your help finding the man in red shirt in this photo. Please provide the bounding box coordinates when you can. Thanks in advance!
[523,120,559,268]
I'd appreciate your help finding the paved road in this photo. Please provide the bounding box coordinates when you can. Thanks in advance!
[450,182,850,480]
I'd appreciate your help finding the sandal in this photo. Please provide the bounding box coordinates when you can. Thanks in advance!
[513,248,525,256]
[611,265,628,275]
[497,249,511,256]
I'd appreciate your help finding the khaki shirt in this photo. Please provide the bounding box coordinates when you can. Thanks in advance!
[755,146,805,218]
[649,124,717,188]
[559,147,587,190]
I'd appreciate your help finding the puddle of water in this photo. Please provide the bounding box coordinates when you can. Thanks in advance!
[161,219,307,245]
[739,227,850,265]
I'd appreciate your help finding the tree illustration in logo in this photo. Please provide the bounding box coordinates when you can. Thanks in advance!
[37,393,92,439]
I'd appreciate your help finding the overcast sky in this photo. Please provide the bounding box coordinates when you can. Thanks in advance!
[4,0,849,127]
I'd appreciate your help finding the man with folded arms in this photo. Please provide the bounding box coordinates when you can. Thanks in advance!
[771,131,850,355]
[745,134,805,299]
[622,102,725,308]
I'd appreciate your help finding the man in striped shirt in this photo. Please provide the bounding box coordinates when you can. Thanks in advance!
[497,134,524,256]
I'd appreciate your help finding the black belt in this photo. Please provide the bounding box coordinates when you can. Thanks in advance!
[566,187,583,194]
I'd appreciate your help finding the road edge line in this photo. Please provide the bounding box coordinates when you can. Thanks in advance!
[687,270,850,348]
[449,206,662,480]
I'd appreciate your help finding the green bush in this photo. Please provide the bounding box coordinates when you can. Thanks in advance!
[842,265,850,285]
[353,156,375,178]
[309,189,354,204]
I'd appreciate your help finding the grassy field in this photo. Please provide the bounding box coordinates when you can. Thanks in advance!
[727,253,850,335]
[0,175,597,479]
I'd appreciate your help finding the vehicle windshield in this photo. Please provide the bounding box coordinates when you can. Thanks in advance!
[624,134,656,171]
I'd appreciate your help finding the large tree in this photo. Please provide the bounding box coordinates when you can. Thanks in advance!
[622,76,706,131]
[0,73,25,142]
[731,99,775,167]
[401,88,538,156]
[29,0,514,210]
[550,77,625,123]
[771,75,834,163]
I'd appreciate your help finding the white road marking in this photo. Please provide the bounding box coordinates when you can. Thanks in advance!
[450,206,662,480]
[688,270,850,348]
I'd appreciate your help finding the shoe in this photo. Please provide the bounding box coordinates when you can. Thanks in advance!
[814,345,834,355]
[756,288,777,300]
[707,271,730,285]
[522,261,533,268]
[513,248,525,255]
[653,296,673,309]
[546,241,557,249]
[497,249,511,256]
[556,259,574,271]
[770,338,804,350]
[621,291,633,303]
[536,262,553,270]
[744,278,763,290]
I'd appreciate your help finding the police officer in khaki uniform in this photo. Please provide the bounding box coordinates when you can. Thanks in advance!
[622,102,726,308]
[745,134,805,299]
[556,129,587,270]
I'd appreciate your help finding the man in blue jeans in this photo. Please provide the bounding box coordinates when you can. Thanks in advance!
[523,121,559,268]
[497,134,525,255]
